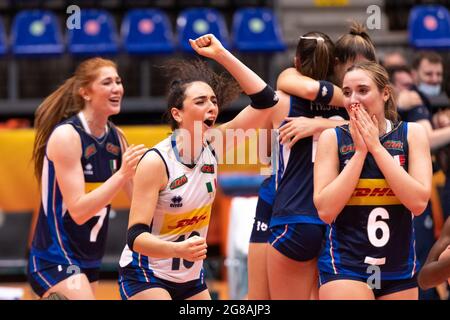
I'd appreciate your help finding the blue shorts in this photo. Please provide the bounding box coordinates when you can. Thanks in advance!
[269,223,325,262]
[118,265,208,300]
[27,253,100,297]
[249,197,272,243]
[319,272,418,298]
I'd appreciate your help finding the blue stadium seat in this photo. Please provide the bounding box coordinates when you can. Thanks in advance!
[11,10,64,56]
[68,9,119,56]
[232,7,286,52]
[177,8,229,52]
[122,9,174,54]
[218,173,265,196]
[0,16,6,55]
[408,5,450,49]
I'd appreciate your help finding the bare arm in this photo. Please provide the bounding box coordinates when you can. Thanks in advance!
[369,123,432,215]
[313,126,367,224]
[279,116,348,149]
[276,67,344,106]
[418,217,450,289]
[48,125,146,225]
[190,34,266,95]
[130,152,207,261]
[398,91,450,150]
[417,119,450,150]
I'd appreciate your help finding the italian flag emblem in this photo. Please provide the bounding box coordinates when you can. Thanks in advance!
[206,179,217,196]
[206,181,213,193]
[110,159,118,173]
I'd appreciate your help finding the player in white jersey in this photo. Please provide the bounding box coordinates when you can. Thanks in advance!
[118,37,280,300]
[119,136,217,288]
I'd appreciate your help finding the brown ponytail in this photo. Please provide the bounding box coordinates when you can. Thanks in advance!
[32,57,117,182]
[335,21,377,64]
[295,31,335,80]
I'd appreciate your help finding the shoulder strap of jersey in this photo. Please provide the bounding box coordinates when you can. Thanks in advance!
[138,148,170,180]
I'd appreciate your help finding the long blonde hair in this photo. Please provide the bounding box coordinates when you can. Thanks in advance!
[33,57,117,182]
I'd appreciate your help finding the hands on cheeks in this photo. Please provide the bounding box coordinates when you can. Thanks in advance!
[348,103,368,155]
[349,103,383,155]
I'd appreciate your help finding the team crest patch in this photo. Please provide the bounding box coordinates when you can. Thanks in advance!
[84,144,97,159]
[383,140,403,151]
[170,174,188,190]
[106,143,120,156]
[340,144,355,155]
[201,164,215,174]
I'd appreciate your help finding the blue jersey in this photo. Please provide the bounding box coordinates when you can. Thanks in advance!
[319,122,419,280]
[258,174,276,205]
[270,95,348,227]
[31,113,123,269]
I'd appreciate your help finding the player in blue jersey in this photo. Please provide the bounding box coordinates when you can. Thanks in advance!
[29,57,146,299]
[314,61,432,299]
[192,27,377,299]
[259,23,377,300]
[191,32,347,299]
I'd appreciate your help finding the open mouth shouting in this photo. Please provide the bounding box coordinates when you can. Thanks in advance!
[203,118,215,128]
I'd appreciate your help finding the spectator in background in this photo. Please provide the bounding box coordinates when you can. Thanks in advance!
[388,64,448,300]
[412,51,449,117]
[411,51,450,220]
[381,50,408,68]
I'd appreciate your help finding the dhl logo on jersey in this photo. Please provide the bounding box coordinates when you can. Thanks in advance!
[160,204,211,235]
[85,182,103,193]
[347,179,402,206]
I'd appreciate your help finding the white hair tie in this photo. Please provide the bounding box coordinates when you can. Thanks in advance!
[300,36,325,44]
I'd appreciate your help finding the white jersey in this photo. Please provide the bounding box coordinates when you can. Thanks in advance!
[119,136,217,283]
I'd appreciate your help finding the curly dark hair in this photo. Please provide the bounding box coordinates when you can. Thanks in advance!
[162,58,241,130]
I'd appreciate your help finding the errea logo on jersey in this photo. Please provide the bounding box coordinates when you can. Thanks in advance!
[84,163,94,175]
[170,175,188,190]
[170,195,183,208]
